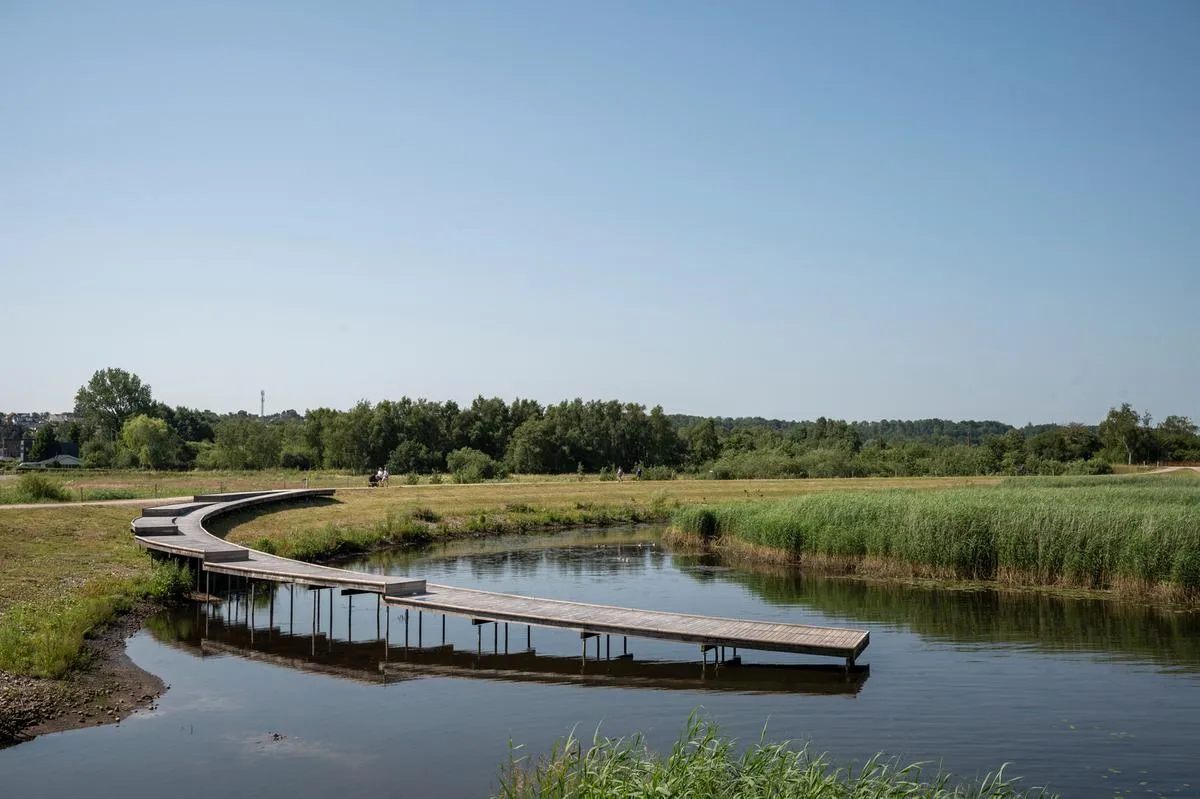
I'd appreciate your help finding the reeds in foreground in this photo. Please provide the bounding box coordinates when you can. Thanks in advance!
[496,715,1055,798]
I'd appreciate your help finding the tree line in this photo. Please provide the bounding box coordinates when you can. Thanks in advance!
[4,368,1197,480]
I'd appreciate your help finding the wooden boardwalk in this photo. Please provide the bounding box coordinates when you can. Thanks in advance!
[132,489,425,596]
[132,490,870,666]
[387,584,868,661]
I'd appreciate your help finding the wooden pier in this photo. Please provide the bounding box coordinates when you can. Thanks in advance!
[132,490,870,668]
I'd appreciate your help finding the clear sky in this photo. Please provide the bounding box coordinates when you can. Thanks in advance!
[3,1,1197,425]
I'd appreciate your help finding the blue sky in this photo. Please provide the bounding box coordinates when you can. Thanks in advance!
[3,1,1197,425]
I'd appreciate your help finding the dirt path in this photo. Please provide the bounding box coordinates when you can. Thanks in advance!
[1149,466,1200,474]
[0,496,193,511]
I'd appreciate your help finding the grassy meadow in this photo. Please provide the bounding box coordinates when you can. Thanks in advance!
[0,468,369,504]
[217,476,997,560]
[0,504,191,677]
[672,474,1200,603]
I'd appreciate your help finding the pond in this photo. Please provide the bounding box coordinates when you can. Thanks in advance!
[3,526,1198,797]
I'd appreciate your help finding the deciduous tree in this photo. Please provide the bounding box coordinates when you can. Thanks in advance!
[74,368,153,440]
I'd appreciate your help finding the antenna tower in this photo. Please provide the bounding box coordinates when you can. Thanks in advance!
[260,390,265,419]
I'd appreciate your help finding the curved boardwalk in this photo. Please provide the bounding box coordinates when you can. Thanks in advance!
[131,490,869,665]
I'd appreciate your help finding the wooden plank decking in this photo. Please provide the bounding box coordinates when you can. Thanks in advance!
[386,585,869,661]
[132,490,870,665]
[132,489,425,596]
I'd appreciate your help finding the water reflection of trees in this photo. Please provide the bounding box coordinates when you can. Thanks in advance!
[353,541,670,584]
[673,554,1200,672]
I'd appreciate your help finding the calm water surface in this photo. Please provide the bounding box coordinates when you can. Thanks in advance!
[3,526,1199,798]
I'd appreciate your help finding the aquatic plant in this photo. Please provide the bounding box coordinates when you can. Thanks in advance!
[672,479,1200,599]
[496,715,1055,798]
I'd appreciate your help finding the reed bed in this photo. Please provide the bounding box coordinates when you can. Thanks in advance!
[496,716,1054,798]
[672,479,1200,599]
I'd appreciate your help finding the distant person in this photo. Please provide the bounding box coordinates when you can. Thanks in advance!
[636,466,643,480]
[381,467,389,486]
[616,467,624,482]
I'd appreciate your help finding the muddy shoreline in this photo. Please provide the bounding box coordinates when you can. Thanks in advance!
[0,602,167,748]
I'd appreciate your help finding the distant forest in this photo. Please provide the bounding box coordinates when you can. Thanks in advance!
[4,368,1198,481]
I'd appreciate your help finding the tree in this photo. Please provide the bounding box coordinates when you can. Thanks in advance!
[74,368,153,440]
[28,425,59,461]
[683,418,721,466]
[211,415,283,469]
[1157,415,1200,461]
[120,414,179,469]
[1099,403,1144,465]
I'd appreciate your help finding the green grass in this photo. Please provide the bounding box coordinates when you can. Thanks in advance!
[227,500,662,561]
[671,476,1200,600]
[496,715,1055,798]
[0,502,194,679]
[0,559,192,678]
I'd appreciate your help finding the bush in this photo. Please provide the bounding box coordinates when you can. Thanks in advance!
[142,559,193,600]
[446,447,507,483]
[641,465,677,480]
[404,472,420,485]
[13,472,70,503]
[279,449,313,470]
[1064,458,1113,476]
[428,472,444,485]
[410,506,440,522]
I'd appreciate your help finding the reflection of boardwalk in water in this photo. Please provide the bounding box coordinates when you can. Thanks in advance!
[133,490,870,667]
[152,606,868,697]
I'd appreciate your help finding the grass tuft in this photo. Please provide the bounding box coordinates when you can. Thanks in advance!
[496,714,1055,798]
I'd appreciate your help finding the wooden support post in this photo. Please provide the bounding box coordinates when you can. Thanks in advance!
[386,603,390,645]
[288,584,294,635]
[606,635,610,660]
[580,632,599,663]
[268,586,274,638]
[328,588,333,649]
[418,611,423,648]
[405,608,410,649]
[347,593,353,643]
[493,622,498,654]
[376,595,381,641]
[527,625,532,650]
[442,614,446,646]
[504,622,508,654]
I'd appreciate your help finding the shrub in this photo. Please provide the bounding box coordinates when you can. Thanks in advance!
[641,465,677,480]
[279,449,313,470]
[142,559,194,600]
[410,506,440,522]
[429,472,444,485]
[447,447,507,483]
[13,472,70,503]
